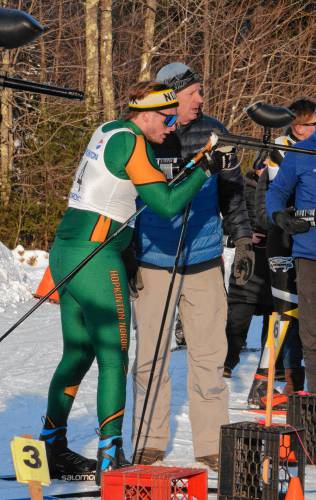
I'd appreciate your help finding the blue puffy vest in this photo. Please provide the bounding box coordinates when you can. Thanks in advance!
[135,173,222,268]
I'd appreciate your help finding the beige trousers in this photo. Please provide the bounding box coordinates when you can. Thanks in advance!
[132,264,229,457]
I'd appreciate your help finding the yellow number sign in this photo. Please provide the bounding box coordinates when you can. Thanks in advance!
[11,436,50,486]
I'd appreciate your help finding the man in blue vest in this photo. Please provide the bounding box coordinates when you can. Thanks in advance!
[131,62,253,471]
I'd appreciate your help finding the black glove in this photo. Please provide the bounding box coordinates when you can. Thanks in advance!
[233,237,255,285]
[273,207,311,235]
[121,244,144,299]
[197,146,235,176]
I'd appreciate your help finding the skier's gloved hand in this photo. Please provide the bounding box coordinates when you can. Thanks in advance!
[233,237,255,285]
[121,244,144,299]
[197,146,235,177]
[273,207,311,235]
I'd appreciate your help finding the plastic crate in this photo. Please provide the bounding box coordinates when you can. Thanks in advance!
[287,392,316,464]
[101,464,208,499]
[218,421,305,499]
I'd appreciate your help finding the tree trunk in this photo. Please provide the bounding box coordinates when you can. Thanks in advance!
[139,0,157,81]
[100,0,115,121]
[0,50,13,207]
[85,0,100,117]
[203,0,211,115]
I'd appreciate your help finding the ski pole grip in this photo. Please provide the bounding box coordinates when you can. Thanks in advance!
[191,133,218,165]
[294,209,316,226]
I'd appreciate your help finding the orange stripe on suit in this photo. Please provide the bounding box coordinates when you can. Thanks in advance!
[100,408,125,430]
[90,216,111,243]
[125,135,166,185]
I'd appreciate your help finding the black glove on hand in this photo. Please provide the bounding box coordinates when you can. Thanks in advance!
[233,237,255,285]
[197,146,235,176]
[121,244,144,299]
[273,207,311,235]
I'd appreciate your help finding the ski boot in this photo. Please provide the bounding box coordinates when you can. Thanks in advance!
[96,435,130,486]
[247,369,285,409]
[40,419,96,480]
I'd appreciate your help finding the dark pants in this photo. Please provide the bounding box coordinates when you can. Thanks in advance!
[296,258,316,392]
[225,303,269,370]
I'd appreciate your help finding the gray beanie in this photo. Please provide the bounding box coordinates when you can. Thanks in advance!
[155,62,200,93]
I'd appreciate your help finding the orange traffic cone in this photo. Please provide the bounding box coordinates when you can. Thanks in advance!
[285,476,304,499]
[33,266,60,303]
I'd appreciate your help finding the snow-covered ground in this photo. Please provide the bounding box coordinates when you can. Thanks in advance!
[0,244,315,499]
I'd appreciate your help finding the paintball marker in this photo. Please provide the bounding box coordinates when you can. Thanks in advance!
[217,101,316,157]
[0,7,84,100]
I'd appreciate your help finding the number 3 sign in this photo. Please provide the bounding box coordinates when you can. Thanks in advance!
[11,436,50,486]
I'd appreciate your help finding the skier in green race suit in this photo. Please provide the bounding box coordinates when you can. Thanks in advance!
[39,81,215,484]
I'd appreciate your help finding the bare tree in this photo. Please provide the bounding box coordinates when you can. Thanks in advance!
[139,0,157,80]
[1,0,316,248]
[0,50,13,207]
[100,0,115,120]
[85,0,100,116]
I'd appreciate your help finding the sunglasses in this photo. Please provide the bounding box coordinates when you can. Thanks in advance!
[156,111,177,127]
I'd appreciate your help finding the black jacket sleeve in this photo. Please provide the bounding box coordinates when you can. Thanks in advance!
[218,158,252,241]
[255,168,271,231]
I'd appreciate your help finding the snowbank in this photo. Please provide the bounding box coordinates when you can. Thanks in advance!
[0,243,49,312]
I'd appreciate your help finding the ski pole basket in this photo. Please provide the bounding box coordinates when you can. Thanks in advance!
[218,421,305,499]
[287,392,316,464]
[101,464,208,499]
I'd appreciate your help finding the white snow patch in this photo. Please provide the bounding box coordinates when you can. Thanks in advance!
[0,242,33,311]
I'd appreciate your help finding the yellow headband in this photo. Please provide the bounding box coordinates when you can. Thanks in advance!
[129,88,178,111]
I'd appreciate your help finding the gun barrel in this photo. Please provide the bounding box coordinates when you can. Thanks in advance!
[217,133,316,156]
[0,75,84,100]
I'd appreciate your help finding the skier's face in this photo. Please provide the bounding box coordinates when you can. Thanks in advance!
[144,108,178,143]
[176,83,203,125]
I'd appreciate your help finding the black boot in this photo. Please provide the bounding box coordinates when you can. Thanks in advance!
[247,369,283,408]
[96,435,130,486]
[40,420,96,480]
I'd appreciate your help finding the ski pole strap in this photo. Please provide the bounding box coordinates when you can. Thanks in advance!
[294,209,316,226]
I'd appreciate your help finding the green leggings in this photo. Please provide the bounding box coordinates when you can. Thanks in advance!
[47,234,131,437]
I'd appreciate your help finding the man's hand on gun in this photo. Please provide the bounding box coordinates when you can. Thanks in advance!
[195,133,236,176]
[273,207,311,235]
[197,146,235,176]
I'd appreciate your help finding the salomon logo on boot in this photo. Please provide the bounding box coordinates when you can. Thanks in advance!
[96,436,130,486]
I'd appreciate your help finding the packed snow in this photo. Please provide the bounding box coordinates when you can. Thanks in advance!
[0,243,315,499]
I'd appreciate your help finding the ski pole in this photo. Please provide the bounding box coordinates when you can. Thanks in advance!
[132,202,191,464]
[262,312,279,484]
[0,136,217,345]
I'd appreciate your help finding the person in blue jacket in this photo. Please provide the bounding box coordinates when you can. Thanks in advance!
[130,62,253,471]
[266,127,316,391]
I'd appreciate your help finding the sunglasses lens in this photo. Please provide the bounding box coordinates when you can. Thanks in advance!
[164,115,177,127]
